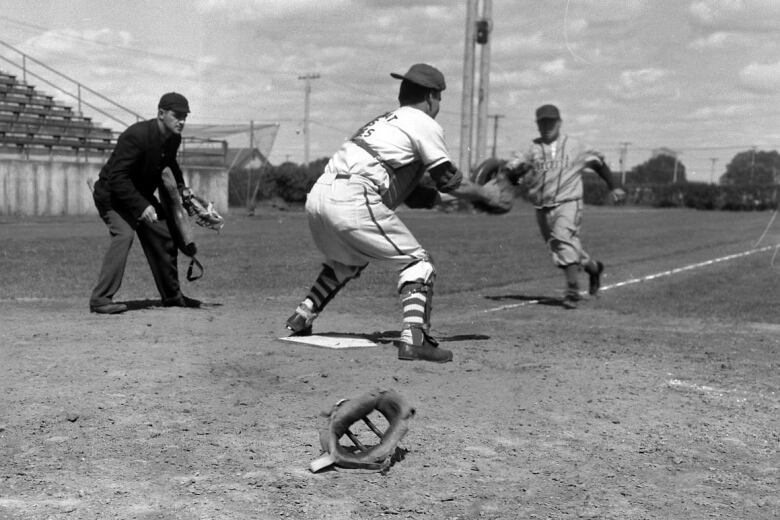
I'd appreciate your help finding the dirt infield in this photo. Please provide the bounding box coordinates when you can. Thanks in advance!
[1,208,779,519]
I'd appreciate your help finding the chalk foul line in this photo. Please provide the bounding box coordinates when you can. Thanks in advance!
[482,245,776,314]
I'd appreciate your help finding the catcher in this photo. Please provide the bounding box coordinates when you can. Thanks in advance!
[285,63,511,362]
[503,104,626,308]
[89,92,221,314]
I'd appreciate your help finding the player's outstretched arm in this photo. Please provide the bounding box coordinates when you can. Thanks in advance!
[447,176,515,214]
[586,156,626,204]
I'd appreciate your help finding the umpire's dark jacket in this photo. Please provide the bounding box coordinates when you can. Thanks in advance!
[93,118,185,223]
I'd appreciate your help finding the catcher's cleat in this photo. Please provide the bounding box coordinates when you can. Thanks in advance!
[286,303,317,336]
[397,341,453,363]
[588,261,604,296]
[397,330,452,363]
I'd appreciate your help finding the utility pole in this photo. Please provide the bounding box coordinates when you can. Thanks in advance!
[672,151,681,184]
[750,145,756,185]
[247,120,255,210]
[709,157,718,185]
[474,0,492,166]
[489,114,504,158]
[618,141,631,185]
[459,0,478,174]
[298,73,320,165]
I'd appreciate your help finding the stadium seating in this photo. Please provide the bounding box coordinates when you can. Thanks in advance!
[0,71,115,158]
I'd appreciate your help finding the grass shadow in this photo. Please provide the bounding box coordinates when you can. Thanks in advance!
[484,294,568,308]
[120,299,223,311]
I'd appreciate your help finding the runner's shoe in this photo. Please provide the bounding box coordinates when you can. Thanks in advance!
[562,290,581,310]
[588,261,604,296]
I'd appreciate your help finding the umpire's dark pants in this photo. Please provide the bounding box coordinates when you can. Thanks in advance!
[89,207,182,307]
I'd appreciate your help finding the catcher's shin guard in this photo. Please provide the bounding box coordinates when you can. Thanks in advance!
[399,282,433,330]
[397,256,436,329]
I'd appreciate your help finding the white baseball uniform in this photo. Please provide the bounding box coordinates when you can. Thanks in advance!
[513,134,604,267]
[306,105,451,285]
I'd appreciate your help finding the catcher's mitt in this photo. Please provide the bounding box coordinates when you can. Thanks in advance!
[310,389,415,473]
[470,158,515,214]
[182,190,224,232]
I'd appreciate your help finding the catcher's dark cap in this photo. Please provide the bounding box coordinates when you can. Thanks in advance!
[158,92,190,113]
[390,63,446,91]
[536,104,560,121]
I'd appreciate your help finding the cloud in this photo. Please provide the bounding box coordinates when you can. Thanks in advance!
[689,31,753,49]
[739,60,780,91]
[195,0,455,24]
[683,103,755,120]
[540,58,567,76]
[18,27,133,55]
[194,0,351,21]
[608,68,672,99]
[492,58,569,89]
[566,0,652,24]
[688,0,780,32]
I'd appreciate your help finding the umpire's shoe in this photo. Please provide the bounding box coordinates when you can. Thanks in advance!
[397,328,452,363]
[163,295,202,308]
[90,302,127,314]
[588,261,605,296]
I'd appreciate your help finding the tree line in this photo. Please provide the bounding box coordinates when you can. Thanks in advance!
[229,147,780,212]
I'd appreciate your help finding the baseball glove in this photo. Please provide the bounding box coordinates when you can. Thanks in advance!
[470,158,515,214]
[182,190,224,232]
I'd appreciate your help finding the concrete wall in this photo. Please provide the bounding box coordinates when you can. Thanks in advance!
[0,158,228,216]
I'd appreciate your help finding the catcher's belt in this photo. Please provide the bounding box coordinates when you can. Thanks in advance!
[310,389,415,472]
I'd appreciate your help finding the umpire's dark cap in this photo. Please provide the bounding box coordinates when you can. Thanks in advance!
[158,92,190,113]
[391,63,446,91]
[536,104,560,121]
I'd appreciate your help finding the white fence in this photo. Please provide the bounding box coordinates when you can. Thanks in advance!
[0,158,228,216]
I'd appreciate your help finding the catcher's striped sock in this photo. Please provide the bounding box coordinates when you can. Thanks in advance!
[305,265,341,312]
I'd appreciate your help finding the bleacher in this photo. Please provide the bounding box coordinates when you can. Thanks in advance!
[0,71,114,160]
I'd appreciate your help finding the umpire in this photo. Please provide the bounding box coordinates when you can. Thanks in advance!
[89,92,200,314]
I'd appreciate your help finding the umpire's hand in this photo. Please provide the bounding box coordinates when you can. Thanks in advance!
[139,205,158,224]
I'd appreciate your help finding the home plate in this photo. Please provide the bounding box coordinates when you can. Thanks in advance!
[279,334,381,349]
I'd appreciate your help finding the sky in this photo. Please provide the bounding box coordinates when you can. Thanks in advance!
[1,0,780,182]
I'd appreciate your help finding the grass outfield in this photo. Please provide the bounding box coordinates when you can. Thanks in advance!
[2,203,780,322]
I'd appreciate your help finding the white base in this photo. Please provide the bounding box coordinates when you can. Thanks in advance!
[279,334,381,349]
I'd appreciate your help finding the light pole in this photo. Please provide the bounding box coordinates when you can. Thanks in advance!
[489,114,504,158]
[619,141,631,185]
[298,73,320,165]
[709,157,718,185]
